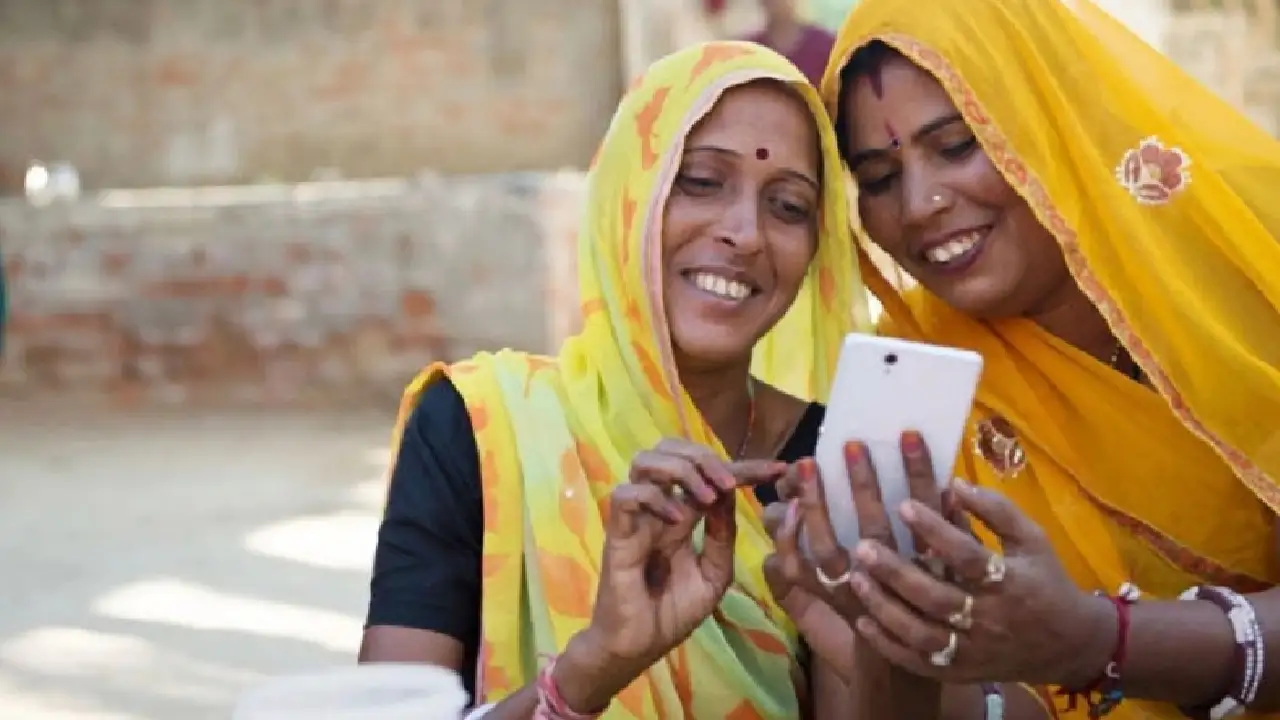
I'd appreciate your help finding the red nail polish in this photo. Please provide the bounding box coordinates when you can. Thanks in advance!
[800,458,818,483]
[844,441,863,463]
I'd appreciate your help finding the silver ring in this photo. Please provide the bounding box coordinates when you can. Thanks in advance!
[929,631,959,667]
[982,553,1007,585]
[815,564,852,589]
[948,594,974,630]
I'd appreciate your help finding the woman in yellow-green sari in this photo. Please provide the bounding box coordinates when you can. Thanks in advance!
[360,41,865,718]
[765,0,1280,718]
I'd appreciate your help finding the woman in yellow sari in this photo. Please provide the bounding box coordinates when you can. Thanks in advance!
[764,0,1280,718]
[359,41,864,718]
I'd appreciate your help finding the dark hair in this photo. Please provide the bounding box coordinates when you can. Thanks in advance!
[833,40,902,163]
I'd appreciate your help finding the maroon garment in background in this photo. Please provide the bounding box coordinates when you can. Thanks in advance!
[744,24,837,87]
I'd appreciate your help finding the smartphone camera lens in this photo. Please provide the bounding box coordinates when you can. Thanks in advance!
[884,353,898,366]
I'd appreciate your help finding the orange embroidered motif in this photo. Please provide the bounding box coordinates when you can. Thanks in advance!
[573,439,612,486]
[632,339,673,399]
[480,552,508,580]
[973,415,1027,478]
[558,449,590,537]
[712,608,788,656]
[480,450,503,527]
[619,193,637,265]
[817,265,836,306]
[469,404,490,432]
[478,639,511,697]
[626,71,647,93]
[615,682,648,716]
[672,644,695,708]
[521,357,553,395]
[725,699,767,720]
[539,551,596,619]
[636,87,671,170]
[688,43,755,85]
[624,298,645,326]
[1116,136,1191,205]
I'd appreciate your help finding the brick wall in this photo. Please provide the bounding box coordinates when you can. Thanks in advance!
[0,174,587,408]
[0,0,623,191]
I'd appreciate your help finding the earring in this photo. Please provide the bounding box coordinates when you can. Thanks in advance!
[931,193,945,205]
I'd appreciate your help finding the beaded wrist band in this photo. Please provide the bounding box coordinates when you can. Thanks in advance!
[1057,582,1141,718]
[534,655,607,720]
[1178,585,1264,720]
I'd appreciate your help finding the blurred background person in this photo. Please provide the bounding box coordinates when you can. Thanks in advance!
[742,0,837,86]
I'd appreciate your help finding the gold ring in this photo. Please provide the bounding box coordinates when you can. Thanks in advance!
[947,594,974,630]
[982,553,1007,585]
[929,631,959,667]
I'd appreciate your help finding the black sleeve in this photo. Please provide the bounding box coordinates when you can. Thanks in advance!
[753,402,825,506]
[366,377,483,661]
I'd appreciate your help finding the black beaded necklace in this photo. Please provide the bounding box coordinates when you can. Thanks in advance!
[1108,341,1145,383]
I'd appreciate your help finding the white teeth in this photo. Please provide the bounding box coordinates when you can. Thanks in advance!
[924,232,982,264]
[691,272,753,301]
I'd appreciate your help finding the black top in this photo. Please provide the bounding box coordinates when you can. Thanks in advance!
[366,377,826,700]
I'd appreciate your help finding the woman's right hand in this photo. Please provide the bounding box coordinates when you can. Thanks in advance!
[554,439,787,713]
[762,433,950,681]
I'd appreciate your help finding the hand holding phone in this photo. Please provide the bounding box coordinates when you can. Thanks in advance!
[811,334,983,557]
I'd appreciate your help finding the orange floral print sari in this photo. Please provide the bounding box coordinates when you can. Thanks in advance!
[390,41,862,718]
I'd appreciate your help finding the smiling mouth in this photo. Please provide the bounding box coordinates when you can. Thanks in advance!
[920,227,991,270]
[683,270,759,302]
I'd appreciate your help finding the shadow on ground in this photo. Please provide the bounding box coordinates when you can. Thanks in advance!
[0,409,396,719]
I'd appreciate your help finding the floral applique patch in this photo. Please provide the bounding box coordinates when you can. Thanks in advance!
[973,415,1026,479]
[1115,136,1191,205]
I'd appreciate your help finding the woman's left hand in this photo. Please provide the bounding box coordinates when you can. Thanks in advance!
[848,476,1116,689]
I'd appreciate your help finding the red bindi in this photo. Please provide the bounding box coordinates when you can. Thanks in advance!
[755,147,769,160]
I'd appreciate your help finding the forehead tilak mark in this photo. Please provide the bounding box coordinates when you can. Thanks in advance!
[868,64,885,98]
[866,65,900,148]
[755,147,769,160]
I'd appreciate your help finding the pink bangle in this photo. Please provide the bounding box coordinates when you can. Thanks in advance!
[534,654,607,720]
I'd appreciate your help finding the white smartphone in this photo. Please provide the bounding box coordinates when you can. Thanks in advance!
[811,334,983,557]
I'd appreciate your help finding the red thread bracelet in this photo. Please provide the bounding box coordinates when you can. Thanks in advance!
[534,654,607,720]
[1056,584,1139,718]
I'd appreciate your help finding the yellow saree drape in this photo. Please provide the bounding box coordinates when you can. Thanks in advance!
[823,0,1280,717]
[390,42,859,718]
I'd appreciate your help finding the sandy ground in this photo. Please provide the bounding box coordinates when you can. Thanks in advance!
[0,409,396,719]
